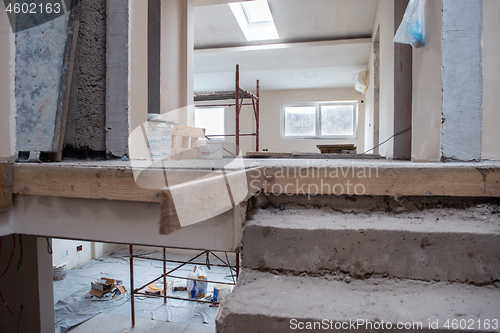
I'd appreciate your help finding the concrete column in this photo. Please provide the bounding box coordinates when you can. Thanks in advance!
[0,7,15,161]
[441,0,483,161]
[0,235,54,333]
[160,0,194,126]
[106,0,130,158]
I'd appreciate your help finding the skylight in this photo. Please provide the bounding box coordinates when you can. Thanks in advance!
[229,0,279,41]
[241,0,274,24]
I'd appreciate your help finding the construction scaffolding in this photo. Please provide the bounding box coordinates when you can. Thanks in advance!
[194,64,260,152]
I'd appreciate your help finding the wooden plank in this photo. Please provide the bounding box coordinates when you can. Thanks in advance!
[172,125,205,139]
[56,19,80,162]
[263,166,500,197]
[0,163,13,212]
[13,164,163,203]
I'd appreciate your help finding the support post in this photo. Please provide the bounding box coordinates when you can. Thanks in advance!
[163,247,167,304]
[129,244,135,327]
[235,64,240,149]
[256,80,260,152]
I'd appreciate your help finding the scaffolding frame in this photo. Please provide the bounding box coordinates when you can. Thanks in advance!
[129,245,240,327]
[194,64,260,152]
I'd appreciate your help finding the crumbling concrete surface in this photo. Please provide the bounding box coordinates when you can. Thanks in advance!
[216,269,500,333]
[65,0,106,153]
[243,203,500,284]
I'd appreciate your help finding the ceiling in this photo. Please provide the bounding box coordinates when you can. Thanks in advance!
[193,0,378,92]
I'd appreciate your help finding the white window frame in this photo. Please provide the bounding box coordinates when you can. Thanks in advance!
[281,101,358,140]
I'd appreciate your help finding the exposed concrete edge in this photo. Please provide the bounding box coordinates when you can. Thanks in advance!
[106,0,130,158]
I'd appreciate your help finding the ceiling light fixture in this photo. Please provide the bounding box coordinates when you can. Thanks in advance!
[229,0,279,41]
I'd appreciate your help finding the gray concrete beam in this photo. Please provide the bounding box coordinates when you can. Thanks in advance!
[441,0,483,161]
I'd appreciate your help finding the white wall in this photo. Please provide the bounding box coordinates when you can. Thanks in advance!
[375,0,395,159]
[411,0,442,162]
[363,0,397,159]
[258,88,365,153]
[52,239,120,270]
[482,0,500,160]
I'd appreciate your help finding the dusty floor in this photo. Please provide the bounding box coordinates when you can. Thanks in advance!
[53,248,235,333]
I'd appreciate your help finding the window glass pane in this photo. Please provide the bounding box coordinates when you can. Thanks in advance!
[284,106,316,137]
[195,107,225,138]
[320,105,354,136]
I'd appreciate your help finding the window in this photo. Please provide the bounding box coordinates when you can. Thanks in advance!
[282,101,358,139]
[195,107,225,139]
[229,0,279,41]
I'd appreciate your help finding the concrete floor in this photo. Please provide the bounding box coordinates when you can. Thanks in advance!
[54,248,234,333]
[68,313,215,333]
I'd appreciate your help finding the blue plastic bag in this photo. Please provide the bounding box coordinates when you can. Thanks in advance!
[394,0,426,48]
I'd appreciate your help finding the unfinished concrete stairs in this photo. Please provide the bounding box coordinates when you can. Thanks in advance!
[216,203,500,333]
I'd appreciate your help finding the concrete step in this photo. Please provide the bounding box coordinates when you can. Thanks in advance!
[216,269,500,333]
[243,207,500,283]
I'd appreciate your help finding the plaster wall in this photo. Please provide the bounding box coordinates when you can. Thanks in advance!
[482,0,500,160]
[129,0,149,159]
[411,0,442,162]
[160,0,195,126]
[258,88,364,154]
[0,236,54,333]
[52,239,120,270]
[13,195,243,252]
[373,0,395,159]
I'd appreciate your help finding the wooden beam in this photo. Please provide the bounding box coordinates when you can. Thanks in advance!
[0,163,13,212]
[13,164,163,203]
[263,166,500,197]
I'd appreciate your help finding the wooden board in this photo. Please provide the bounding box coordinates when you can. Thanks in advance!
[263,165,500,197]
[0,163,13,212]
[13,164,163,203]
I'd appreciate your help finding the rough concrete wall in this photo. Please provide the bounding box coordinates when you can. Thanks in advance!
[411,0,442,162]
[481,0,500,160]
[15,14,69,152]
[441,0,483,161]
[64,0,107,154]
[106,0,129,158]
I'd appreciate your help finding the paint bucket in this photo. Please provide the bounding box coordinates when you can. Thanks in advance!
[147,114,174,160]
[213,284,232,302]
[53,265,66,281]
[197,139,224,160]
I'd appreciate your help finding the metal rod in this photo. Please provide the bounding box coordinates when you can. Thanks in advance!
[236,251,240,280]
[129,244,135,328]
[131,255,234,268]
[163,247,167,304]
[134,252,205,293]
[194,103,253,108]
[256,80,260,152]
[205,133,257,137]
[134,293,219,304]
[209,251,236,274]
[166,274,235,286]
[235,64,240,149]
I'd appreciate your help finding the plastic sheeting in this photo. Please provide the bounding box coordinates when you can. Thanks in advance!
[54,248,235,332]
